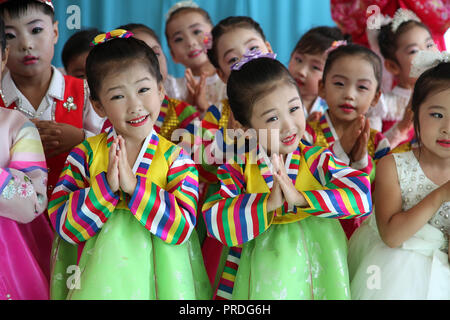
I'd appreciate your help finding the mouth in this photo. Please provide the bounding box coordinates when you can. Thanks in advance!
[339,103,356,114]
[188,49,203,58]
[295,79,305,87]
[22,55,39,65]
[281,134,297,146]
[436,139,450,148]
[127,115,149,127]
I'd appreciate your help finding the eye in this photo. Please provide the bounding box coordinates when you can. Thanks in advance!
[227,57,239,65]
[295,57,302,63]
[333,81,344,87]
[111,95,124,101]
[358,85,369,90]
[313,65,322,71]
[249,46,259,52]
[266,116,278,123]
[289,106,300,113]
[5,33,15,40]
[32,27,43,34]
[408,48,419,55]
[173,36,183,43]
[426,42,435,49]
[193,29,203,36]
[139,87,150,94]
[430,112,443,119]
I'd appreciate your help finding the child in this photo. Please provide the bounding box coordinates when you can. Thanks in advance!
[288,26,347,121]
[303,43,390,238]
[164,0,226,114]
[115,23,200,142]
[202,55,373,300]
[348,53,450,300]
[61,28,102,79]
[368,8,439,148]
[48,29,211,300]
[0,14,49,301]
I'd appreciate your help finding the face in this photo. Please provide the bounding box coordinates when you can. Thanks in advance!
[4,6,58,78]
[66,50,89,79]
[166,11,212,71]
[92,62,165,143]
[390,25,437,88]
[319,55,380,123]
[133,31,168,82]
[247,81,305,156]
[215,27,272,83]
[288,51,326,104]
[417,88,450,159]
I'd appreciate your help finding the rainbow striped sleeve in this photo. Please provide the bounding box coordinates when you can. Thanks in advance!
[128,147,198,245]
[300,145,372,219]
[202,162,271,247]
[372,131,390,161]
[302,122,318,146]
[48,141,120,244]
[173,99,200,134]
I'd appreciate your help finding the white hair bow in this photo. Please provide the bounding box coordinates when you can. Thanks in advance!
[410,50,450,78]
[391,8,421,33]
[166,0,199,21]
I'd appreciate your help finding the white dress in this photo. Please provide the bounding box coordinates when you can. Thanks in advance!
[348,150,449,300]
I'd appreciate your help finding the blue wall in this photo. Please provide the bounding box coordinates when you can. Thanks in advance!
[53,0,335,77]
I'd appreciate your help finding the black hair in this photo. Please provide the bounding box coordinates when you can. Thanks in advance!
[378,20,431,62]
[0,0,54,22]
[322,43,383,92]
[291,26,350,57]
[61,28,102,70]
[207,16,267,70]
[0,15,5,54]
[118,23,161,46]
[411,62,450,146]
[86,36,162,101]
[227,57,299,127]
[165,6,212,49]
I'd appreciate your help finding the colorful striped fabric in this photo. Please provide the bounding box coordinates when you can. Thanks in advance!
[304,112,390,181]
[202,143,372,247]
[48,128,199,245]
[214,247,242,300]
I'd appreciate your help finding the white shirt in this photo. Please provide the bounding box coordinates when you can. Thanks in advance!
[2,66,104,138]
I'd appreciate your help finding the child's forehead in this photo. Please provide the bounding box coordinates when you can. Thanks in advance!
[167,9,211,28]
[328,55,376,79]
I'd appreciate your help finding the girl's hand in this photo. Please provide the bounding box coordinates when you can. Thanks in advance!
[107,137,120,193]
[340,115,364,154]
[271,154,308,208]
[397,98,414,135]
[33,120,85,158]
[117,136,137,195]
[350,117,370,163]
[186,69,209,113]
[306,111,322,122]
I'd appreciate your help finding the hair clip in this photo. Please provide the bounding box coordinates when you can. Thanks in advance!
[391,8,421,33]
[0,0,54,11]
[231,49,277,71]
[91,29,134,47]
[203,32,213,51]
[165,0,199,21]
[324,40,347,55]
[410,50,450,78]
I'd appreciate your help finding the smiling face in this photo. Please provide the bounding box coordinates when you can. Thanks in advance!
[3,6,58,78]
[288,50,326,107]
[389,25,437,88]
[417,88,450,159]
[166,10,212,71]
[320,54,380,123]
[246,81,305,156]
[92,61,165,143]
[215,27,272,83]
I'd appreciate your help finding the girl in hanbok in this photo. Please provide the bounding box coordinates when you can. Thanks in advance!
[349,52,450,300]
[48,29,211,300]
[202,54,373,299]
[303,43,390,238]
[0,15,49,300]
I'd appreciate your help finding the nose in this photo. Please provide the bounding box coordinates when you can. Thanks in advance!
[127,94,143,114]
[20,33,33,52]
[441,118,450,135]
[344,85,356,101]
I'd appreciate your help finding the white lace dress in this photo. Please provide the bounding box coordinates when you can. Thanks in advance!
[348,150,449,299]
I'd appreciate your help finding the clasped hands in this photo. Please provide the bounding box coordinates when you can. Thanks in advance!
[106,136,137,195]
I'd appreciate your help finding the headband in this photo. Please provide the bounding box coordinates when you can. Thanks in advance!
[91,29,134,47]
[231,49,277,71]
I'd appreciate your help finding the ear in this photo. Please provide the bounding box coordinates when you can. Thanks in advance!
[1,45,9,74]
[318,79,326,99]
[52,20,59,45]
[265,41,273,54]
[370,90,382,107]
[384,59,400,76]
[91,98,106,118]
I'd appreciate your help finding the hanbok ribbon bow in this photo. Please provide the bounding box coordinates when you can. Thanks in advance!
[231,49,277,71]
[410,50,450,78]
[91,29,134,47]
